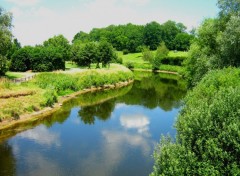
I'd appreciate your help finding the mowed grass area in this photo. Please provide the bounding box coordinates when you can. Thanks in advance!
[118,51,188,73]
[0,64,133,121]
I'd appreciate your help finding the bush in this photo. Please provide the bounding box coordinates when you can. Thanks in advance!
[151,68,240,176]
[125,62,134,69]
[152,58,161,70]
[115,57,123,64]
[42,88,58,107]
[123,49,129,55]
[160,56,186,66]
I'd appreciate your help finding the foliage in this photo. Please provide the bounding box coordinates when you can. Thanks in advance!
[98,41,116,67]
[72,31,89,43]
[43,34,71,61]
[10,45,65,72]
[151,68,240,175]
[161,20,183,50]
[142,46,154,63]
[124,62,134,69]
[184,0,240,86]
[0,55,9,76]
[143,21,162,50]
[73,21,193,53]
[155,42,169,60]
[217,15,240,67]
[0,7,12,57]
[173,33,194,51]
[0,7,12,75]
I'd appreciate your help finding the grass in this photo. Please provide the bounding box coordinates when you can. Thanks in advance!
[65,61,79,69]
[119,50,187,73]
[5,72,25,79]
[0,64,133,121]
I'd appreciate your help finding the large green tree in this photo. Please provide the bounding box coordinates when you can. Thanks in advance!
[75,42,98,68]
[0,7,12,75]
[143,21,162,50]
[98,41,116,68]
[43,34,71,61]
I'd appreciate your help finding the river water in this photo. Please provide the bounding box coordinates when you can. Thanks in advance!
[0,71,186,176]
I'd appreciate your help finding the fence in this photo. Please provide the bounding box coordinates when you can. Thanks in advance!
[12,74,36,83]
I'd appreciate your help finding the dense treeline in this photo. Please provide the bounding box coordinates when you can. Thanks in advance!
[151,0,240,175]
[72,21,194,52]
[0,4,193,73]
[10,35,70,72]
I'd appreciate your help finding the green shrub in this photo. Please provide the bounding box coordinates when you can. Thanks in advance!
[152,58,161,71]
[42,88,58,107]
[151,68,240,176]
[160,56,186,66]
[123,49,129,55]
[125,62,134,69]
[115,57,123,64]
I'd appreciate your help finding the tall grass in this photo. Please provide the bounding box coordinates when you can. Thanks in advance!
[33,69,133,96]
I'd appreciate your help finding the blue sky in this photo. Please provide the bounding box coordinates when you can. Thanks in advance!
[1,0,219,46]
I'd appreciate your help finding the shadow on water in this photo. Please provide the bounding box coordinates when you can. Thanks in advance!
[0,141,16,176]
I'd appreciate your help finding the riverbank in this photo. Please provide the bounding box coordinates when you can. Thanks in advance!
[0,64,134,130]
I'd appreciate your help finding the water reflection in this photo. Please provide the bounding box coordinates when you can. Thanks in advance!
[120,114,150,135]
[17,125,61,147]
[0,72,187,176]
[0,142,16,176]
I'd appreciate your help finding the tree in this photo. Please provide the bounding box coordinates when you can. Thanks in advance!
[0,55,9,76]
[162,20,182,50]
[143,21,162,50]
[218,15,240,67]
[72,31,89,43]
[10,46,33,72]
[173,33,194,51]
[155,42,169,60]
[7,38,21,59]
[142,46,154,63]
[76,42,98,68]
[43,35,71,61]
[98,41,116,68]
[218,0,240,17]
[0,7,12,75]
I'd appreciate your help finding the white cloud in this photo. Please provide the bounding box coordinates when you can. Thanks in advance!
[79,130,153,176]
[17,125,61,147]
[6,0,40,6]
[8,0,214,46]
[120,114,150,135]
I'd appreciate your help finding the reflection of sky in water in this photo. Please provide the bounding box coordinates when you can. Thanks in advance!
[17,125,61,147]
[5,103,180,176]
[3,76,184,176]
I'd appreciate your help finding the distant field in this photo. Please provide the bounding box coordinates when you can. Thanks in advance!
[118,50,188,73]
[119,50,188,64]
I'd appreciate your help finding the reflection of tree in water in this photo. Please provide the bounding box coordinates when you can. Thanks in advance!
[79,99,116,125]
[118,73,187,111]
[0,142,16,176]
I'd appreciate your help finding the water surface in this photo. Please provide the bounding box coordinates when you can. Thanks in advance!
[0,72,187,176]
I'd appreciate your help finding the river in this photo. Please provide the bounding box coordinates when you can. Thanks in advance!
[0,71,187,176]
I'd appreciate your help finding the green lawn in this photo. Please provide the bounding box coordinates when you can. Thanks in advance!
[118,50,187,73]
[5,72,25,79]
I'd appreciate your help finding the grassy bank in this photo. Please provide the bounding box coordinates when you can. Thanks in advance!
[118,51,187,73]
[0,64,133,122]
